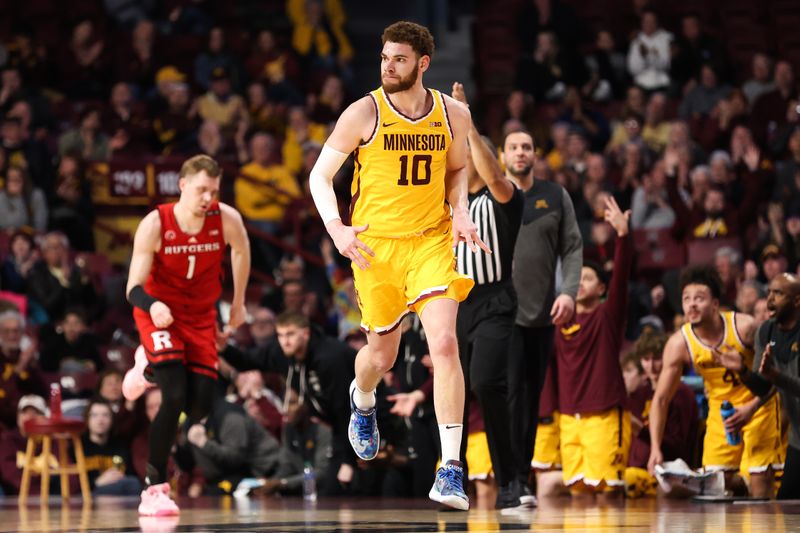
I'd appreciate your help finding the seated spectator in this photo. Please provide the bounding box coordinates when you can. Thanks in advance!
[606,110,645,157]
[103,82,151,156]
[38,307,102,373]
[113,20,159,94]
[0,395,50,495]
[545,122,570,171]
[627,9,672,92]
[152,80,196,155]
[254,388,332,496]
[715,246,742,308]
[288,0,353,80]
[641,92,671,154]
[309,74,346,126]
[96,367,144,442]
[27,232,97,322]
[621,351,645,395]
[195,66,247,137]
[679,64,731,120]
[517,30,587,101]
[627,333,697,470]
[0,113,52,192]
[56,19,111,100]
[708,89,750,153]
[670,13,727,96]
[130,388,178,484]
[0,310,46,429]
[558,87,610,151]
[229,370,283,441]
[245,29,301,89]
[246,82,285,138]
[235,133,301,271]
[81,399,141,496]
[248,306,277,349]
[58,107,111,162]
[176,399,280,495]
[751,61,797,148]
[631,161,675,230]
[742,54,775,108]
[194,27,244,92]
[49,155,95,251]
[583,29,628,102]
[773,126,800,202]
[0,231,38,295]
[282,106,328,176]
[0,165,47,233]
[736,280,765,315]
[761,244,789,285]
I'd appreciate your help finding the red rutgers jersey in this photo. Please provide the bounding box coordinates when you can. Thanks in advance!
[144,202,226,313]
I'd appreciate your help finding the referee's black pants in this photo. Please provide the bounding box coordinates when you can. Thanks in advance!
[508,322,554,487]
[456,281,517,488]
[778,445,800,499]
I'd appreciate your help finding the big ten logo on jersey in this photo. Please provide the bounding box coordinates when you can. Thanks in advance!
[151,331,174,351]
[429,121,442,127]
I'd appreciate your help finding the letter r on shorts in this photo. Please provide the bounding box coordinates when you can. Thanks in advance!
[151,331,174,351]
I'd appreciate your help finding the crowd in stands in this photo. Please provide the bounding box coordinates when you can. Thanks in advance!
[0,0,798,504]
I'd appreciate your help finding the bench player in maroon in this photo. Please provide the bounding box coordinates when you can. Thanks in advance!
[122,155,250,516]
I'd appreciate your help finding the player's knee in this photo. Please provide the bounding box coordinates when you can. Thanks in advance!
[426,332,458,358]
[367,352,395,375]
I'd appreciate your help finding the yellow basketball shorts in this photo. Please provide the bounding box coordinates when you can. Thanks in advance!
[352,224,474,334]
[560,407,631,491]
[466,431,493,480]
[532,411,562,470]
[703,396,784,476]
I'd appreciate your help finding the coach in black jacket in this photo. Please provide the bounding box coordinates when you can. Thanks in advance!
[220,311,359,495]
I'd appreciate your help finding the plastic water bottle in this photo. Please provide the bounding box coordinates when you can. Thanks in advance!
[303,462,317,501]
[50,382,62,419]
[720,400,741,445]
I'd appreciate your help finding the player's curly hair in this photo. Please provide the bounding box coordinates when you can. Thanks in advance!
[382,21,435,59]
[679,264,722,300]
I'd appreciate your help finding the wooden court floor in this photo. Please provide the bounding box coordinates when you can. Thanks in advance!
[1,496,799,532]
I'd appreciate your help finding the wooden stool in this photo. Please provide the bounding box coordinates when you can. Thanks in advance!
[19,418,92,505]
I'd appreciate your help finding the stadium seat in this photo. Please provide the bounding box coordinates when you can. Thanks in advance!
[633,229,686,274]
[686,237,742,266]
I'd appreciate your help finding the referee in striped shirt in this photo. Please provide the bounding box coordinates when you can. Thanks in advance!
[451,83,525,510]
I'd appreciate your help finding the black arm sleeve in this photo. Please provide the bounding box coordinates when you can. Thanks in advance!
[127,285,157,312]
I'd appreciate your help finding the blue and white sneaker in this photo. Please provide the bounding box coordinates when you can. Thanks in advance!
[429,460,470,510]
[348,391,379,460]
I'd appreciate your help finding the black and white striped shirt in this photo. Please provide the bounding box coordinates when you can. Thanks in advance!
[456,186,523,285]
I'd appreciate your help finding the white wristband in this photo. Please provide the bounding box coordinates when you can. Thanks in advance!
[310,144,350,225]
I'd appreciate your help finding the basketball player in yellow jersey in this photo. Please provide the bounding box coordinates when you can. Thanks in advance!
[308,21,487,510]
[648,265,783,498]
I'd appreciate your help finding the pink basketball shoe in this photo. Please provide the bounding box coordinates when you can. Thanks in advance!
[138,482,180,516]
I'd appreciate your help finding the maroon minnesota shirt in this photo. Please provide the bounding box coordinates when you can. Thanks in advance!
[554,234,633,415]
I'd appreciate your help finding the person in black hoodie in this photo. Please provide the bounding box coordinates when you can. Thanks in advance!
[219,311,365,495]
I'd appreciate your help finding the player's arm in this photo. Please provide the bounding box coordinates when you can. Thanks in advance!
[220,203,251,330]
[451,82,514,203]
[647,331,689,474]
[309,96,377,270]
[442,94,490,253]
[126,211,173,328]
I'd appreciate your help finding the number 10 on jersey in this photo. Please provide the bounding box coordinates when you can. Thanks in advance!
[397,154,432,186]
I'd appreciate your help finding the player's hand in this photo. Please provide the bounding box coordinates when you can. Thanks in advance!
[603,195,630,237]
[227,301,246,331]
[327,220,375,270]
[187,424,208,448]
[759,342,779,381]
[712,346,744,373]
[387,390,425,417]
[337,463,354,485]
[150,301,174,329]
[647,448,663,476]
[550,294,575,326]
[451,82,468,106]
[723,403,755,435]
[452,208,491,253]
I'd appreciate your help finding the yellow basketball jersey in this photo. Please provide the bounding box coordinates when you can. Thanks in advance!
[681,311,755,405]
[350,87,453,237]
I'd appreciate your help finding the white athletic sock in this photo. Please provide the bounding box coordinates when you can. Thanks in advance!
[438,423,463,464]
[350,379,376,410]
